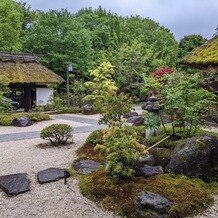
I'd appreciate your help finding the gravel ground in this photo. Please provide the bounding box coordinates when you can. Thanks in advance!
[0,117,91,135]
[0,133,117,218]
[192,196,218,218]
[0,110,217,218]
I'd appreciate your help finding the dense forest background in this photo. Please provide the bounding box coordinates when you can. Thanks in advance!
[0,0,208,100]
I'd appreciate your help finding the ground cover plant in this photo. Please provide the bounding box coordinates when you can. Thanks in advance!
[80,170,213,217]
[0,112,50,126]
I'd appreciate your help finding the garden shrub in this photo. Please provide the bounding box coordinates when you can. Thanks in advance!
[85,129,105,145]
[0,115,14,126]
[27,112,50,122]
[95,127,146,180]
[40,124,73,145]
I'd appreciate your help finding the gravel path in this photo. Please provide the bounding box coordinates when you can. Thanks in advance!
[0,133,117,218]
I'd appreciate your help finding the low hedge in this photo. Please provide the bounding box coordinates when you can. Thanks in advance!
[0,112,50,126]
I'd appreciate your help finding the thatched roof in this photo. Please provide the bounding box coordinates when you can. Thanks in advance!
[0,52,64,84]
[181,36,218,67]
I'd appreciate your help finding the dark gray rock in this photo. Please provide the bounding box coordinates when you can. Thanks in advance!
[166,136,218,181]
[135,191,172,214]
[37,168,65,184]
[12,117,33,127]
[133,117,145,126]
[136,155,156,167]
[82,104,92,113]
[127,116,139,123]
[123,112,139,118]
[126,116,145,126]
[73,159,100,174]
[0,173,30,196]
[134,164,163,178]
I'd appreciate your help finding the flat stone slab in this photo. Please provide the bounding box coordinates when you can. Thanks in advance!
[73,160,100,174]
[37,168,65,184]
[0,173,30,197]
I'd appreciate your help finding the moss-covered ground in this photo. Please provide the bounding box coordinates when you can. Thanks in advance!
[79,170,215,217]
[75,127,218,217]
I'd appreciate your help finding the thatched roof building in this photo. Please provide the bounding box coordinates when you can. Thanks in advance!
[0,52,64,83]
[0,52,64,111]
[181,36,218,67]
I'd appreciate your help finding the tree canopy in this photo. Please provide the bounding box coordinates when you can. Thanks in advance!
[0,0,23,51]
[18,4,178,83]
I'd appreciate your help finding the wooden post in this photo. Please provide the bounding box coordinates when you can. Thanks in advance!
[23,84,32,112]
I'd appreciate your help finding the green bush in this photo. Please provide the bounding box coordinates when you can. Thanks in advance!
[27,112,50,122]
[0,115,14,126]
[54,107,82,114]
[95,127,146,180]
[40,124,73,145]
[85,129,105,145]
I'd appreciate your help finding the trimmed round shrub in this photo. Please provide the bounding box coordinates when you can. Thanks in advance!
[40,124,73,145]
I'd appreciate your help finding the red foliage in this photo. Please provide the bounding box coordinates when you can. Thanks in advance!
[152,67,174,78]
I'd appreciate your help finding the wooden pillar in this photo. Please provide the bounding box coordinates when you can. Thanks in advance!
[31,83,36,107]
[23,84,32,112]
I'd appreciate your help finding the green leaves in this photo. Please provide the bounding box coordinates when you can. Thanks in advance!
[96,127,146,180]
[0,0,23,51]
[84,62,132,126]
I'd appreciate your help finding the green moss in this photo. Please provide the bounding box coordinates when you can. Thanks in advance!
[193,139,212,152]
[153,148,172,167]
[76,143,104,162]
[0,62,64,83]
[182,36,218,66]
[79,170,214,217]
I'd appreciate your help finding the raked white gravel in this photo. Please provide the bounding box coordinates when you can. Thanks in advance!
[0,133,118,218]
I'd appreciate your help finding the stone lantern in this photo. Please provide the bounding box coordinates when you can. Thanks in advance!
[142,94,164,138]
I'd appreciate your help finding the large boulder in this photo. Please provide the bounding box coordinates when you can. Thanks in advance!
[12,117,33,127]
[166,136,218,181]
[37,168,65,184]
[73,159,100,174]
[135,191,172,217]
[0,173,30,196]
[134,164,163,178]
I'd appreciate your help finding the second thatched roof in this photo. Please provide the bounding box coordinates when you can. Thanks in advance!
[181,36,218,67]
[0,52,64,84]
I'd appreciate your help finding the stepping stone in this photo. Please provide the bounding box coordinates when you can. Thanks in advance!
[73,159,100,174]
[0,173,30,197]
[37,168,65,184]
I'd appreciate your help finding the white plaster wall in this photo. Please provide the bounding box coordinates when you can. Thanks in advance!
[36,88,53,106]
